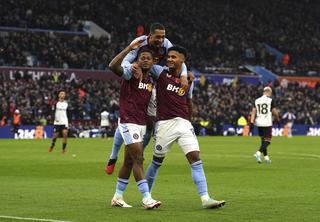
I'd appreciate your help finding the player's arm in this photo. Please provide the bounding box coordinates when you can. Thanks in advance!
[121,36,147,68]
[109,40,144,78]
[271,99,280,123]
[187,82,195,120]
[250,107,256,131]
[272,108,280,123]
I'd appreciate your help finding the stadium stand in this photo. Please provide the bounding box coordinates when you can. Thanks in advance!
[0,0,319,75]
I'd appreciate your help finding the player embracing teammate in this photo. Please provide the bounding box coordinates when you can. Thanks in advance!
[107,23,225,209]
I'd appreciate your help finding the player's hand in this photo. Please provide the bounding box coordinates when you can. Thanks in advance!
[131,62,143,80]
[249,122,254,131]
[187,71,195,82]
[129,39,144,50]
[180,76,188,89]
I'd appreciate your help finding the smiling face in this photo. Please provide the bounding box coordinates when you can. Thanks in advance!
[167,50,185,71]
[149,29,165,48]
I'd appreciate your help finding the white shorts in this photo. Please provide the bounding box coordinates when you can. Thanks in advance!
[147,87,157,117]
[153,117,199,158]
[118,123,146,145]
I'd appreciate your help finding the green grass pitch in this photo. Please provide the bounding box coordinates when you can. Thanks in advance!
[0,137,319,222]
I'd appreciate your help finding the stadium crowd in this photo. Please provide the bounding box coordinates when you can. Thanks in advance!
[0,0,319,75]
[1,73,319,135]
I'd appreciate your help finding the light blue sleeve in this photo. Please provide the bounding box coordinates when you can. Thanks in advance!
[181,63,187,76]
[150,65,164,79]
[188,81,194,99]
[122,65,133,80]
[121,36,147,68]
[121,49,138,68]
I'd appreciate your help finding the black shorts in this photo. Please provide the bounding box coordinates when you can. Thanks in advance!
[54,125,68,136]
[258,127,272,140]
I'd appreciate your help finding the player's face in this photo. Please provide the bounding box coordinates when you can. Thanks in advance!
[59,91,66,100]
[167,51,184,70]
[149,29,165,48]
[137,52,153,70]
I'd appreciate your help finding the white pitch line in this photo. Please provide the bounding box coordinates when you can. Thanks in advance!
[0,215,72,222]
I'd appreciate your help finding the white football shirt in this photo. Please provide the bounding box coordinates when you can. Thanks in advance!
[54,101,68,127]
[100,111,110,126]
[254,95,275,127]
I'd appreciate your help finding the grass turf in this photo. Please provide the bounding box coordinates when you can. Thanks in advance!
[0,136,319,222]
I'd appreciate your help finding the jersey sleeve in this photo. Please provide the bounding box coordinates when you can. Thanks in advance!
[150,65,164,79]
[122,65,133,80]
[121,36,148,68]
[188,81,194,99]
[181,63,187,76]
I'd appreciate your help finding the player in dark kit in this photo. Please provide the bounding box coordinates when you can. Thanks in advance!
[145,46,226,209]
[105,23,189,175]
[108,40,161,209]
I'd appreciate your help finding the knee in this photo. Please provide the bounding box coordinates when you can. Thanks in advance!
[133,154,144,165]
[186,151,201,164]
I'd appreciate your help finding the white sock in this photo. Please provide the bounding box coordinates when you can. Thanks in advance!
[256,151,261,156]
[201,194,210,202]
[264,155,270,160]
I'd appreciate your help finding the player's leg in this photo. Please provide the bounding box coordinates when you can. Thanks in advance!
[259,127,272,163]
[254,127,264,163]
[111,147,133,208]
[143,115,155,150]
[186,151,225,209]
[145,155,164,191]
[61,128,68,154]
[288,122,293,137]
[146,119,175,191]
[114,123,160,209]
[178,119,225,209]
[105,127,124,174]
[49,126,60,152]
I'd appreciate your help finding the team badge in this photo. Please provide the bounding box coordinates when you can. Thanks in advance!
[156,145,162,151]
[133,133,139,139]
[178,87,185,96]
[147,83,153,92]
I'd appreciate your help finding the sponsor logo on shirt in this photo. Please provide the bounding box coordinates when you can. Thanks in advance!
[166,84,185,96]
[138,82,153,92]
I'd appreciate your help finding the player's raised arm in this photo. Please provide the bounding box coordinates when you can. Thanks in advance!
[121,36,147,68]
[109,40,144,77]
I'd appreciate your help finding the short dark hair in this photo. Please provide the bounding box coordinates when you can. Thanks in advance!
[58,89,65,94]
[150,23,165,34]
[138,48,154,58]
[168,45,188,59]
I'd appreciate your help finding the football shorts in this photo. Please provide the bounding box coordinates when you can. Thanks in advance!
[153,117,199,158]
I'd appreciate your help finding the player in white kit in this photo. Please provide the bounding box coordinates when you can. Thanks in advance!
[250,87,280,163]
[100,109,110,139]
[282,111,296,137]
[49,90,69,154]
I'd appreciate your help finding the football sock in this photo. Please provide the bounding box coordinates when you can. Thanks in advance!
[136,179,150,198]
[259,141,270,156]
[146,160,162,191]
[51,138,56,148]
[62,143,67,150]
[115,178,129,197]
[191,160,208,197]
[110,127,123,160]
[142,128,153,150]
